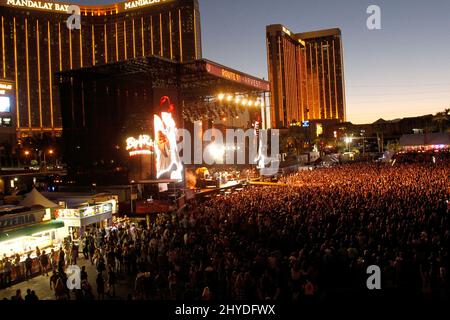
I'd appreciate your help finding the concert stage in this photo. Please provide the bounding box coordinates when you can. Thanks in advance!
[193,180,246,199]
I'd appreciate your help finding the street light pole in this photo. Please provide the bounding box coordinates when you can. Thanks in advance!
[130,184,134,213]
[345,136,352,153]
[363,137,366,157]
[361,131,366,157]
[48,149,54,167]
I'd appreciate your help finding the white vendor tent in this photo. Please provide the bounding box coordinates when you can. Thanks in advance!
[20,188,59,208]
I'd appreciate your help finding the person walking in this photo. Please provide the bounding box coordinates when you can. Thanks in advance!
[58,247,65,272]
[49,271,59,298]
[80,266,88,282]
[107,248,115,271]
[35,247,41,274]
[96,272,105,300]
[107,267,116,297]
[4,258,12,287]
[71,243,79,265]
[14,254,22,280]
[82,238,89,260]
[50,249,57,271]
[115,246,122,274]
[0,258,4,287]
[96,256,106,275]
[54,276,66,300]
[25,254,33,280]
[40,251,49,276]
[58,271,71,300]
[89,240,96,265]
[82,279,95,300]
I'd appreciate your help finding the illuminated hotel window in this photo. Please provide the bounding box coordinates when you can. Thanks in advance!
[1,117,12,127]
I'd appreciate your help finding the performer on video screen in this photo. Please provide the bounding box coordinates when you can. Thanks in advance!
[154,96,183,180]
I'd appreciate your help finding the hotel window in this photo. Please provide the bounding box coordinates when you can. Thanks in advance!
[1,117,12,127]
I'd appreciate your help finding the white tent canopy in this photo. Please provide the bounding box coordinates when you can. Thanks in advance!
[20,188,59,208]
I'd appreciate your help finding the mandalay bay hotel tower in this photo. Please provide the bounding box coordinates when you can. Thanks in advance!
[266,25,346,128]
[0,0,201,140]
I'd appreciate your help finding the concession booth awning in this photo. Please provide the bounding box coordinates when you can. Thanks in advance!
[0,205,66,266]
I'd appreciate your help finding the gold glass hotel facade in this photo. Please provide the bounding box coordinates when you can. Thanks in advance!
[0,0,202,138]
[266,25,346,128]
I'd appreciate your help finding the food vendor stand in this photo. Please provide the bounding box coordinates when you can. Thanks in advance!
[54,199,118,240]
[0,205,66,284]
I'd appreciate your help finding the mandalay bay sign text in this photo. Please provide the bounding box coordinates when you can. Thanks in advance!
[124,0,171,10]
[5,0,172,12]
[6,0,71,12]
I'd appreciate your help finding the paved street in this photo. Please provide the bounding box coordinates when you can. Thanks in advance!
[0,257,135,300]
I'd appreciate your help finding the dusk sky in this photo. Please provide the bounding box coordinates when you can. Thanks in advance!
[72,0,450,124]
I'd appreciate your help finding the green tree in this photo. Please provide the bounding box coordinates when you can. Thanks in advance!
[387,140,400,152]
[432,108,450,132]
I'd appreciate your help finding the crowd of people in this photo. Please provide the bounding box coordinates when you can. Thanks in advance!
[180,162,449,301]
[393,150,450,165]
[1,160,449,301]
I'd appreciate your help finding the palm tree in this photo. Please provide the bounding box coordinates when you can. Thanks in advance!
[432,109,449,132]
